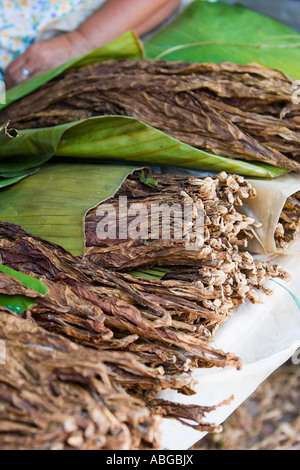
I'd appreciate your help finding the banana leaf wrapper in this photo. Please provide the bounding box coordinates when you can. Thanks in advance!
[241,173,300,255]
[2,0,300,183]
[0,31,284,182]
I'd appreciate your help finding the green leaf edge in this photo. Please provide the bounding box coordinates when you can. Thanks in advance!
[0,263,48,295]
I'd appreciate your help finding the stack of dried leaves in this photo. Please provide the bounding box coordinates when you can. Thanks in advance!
[0,173,292,449]
[1,60,300,171]
[85,171,290,311]
[1,311,229,450]
[85,171,258,270]
[0,221,242,379]
[275,191,300,250]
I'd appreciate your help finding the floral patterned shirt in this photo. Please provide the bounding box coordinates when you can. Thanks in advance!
[0,0,87,79]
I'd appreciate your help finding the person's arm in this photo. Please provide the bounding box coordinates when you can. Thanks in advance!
[5,0,181,88]
[78,0,181,48]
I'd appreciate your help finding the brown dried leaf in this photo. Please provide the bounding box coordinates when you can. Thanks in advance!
[1,60,299,171]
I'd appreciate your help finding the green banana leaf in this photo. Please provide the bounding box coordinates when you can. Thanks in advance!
[145,0,300,80]
[0,124,39,185]
[0,263,48,295]
[128,267,170,280]
[0,170,38,189]
[0,32,144,180]
[0,116,285,179]
[0,161,172,281]
[0,295,36,314]
[0,263,48,313]
[0,162,139,255]
[0,31,142,181]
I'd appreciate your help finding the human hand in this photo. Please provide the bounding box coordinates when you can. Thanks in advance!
[4,31,91,89]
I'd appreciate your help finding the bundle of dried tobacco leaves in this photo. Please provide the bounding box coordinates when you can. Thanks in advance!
[0,311,161,450]
[0,202,290,378]
[85,171,257,270]
[1,60,300,171]
[1,311,229,450]
[236,174,300,255]
[0,221,242,378]
[84,169,290,325]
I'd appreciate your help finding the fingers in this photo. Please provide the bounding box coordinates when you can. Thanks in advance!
[5,67,29,89]
[4,44,43,89]
[4,35,80,89]
[5,54,31,89]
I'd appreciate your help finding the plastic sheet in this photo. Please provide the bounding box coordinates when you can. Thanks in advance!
[159,254,300,450]
[243,174,300,256]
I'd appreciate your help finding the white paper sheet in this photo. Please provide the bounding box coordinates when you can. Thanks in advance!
[159,254,300,450]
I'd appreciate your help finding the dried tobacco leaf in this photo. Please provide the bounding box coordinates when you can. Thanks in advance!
[275,191,300,250]
[0,310,162,450]
[0,204,290,449]
[84,170,257,271]
[0,221,242,377]
[0,311,229,450]
[84,170,291,333]
[1,60,299,171]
